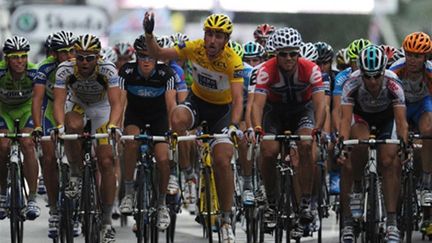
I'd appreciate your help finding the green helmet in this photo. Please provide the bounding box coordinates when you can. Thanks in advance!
[347,38,372,61]
[228,40,244,59]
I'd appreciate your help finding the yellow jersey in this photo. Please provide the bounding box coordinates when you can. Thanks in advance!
[175,39,244,105]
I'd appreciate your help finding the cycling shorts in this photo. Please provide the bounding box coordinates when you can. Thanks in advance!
[65,99,110,145]
[406,95,432,127]
[124,110,168,137]
[352,114,396,139]
[178,93,232,145]
[0,99,34,131]
[41,98,55,135]
[262,102,315,135]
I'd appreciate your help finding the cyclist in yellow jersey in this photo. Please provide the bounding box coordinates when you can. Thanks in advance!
[144,12,243,243]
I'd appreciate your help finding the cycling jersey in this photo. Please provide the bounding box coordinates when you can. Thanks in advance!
[34,56,59,134]
[34,56,57,100]
[167,60,187,93]
[119,62,176,117]
[255,57,324,106]
[242,62,253,102]
[54,59,120,105]
[389,57,432,103]
[341,70,405,117]
[175,39,244,105]
[0,60,37,130]
[0,60,37,106]
[332,67,353,96]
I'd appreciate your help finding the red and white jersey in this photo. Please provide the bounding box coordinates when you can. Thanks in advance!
[255,57,324,105]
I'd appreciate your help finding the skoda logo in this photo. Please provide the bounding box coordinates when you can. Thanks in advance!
[16,12,37,33]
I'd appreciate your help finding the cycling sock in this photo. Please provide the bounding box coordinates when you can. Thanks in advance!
[221,211,232,225]
[102,204,113,225]
[387,212,397,226]
[242,176,252,191]
[422,172,432,190]
[124,180,134,195]
[28,192,37,201]
[158,193,166,206]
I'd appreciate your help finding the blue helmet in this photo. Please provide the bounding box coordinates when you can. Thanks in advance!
[243,41,265,58]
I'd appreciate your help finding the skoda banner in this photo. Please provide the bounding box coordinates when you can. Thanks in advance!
[11,5,110,42]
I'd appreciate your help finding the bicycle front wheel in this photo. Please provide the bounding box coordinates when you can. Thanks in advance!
[81,165,100,243]
[203,166,214,243]
[9,162,24,243]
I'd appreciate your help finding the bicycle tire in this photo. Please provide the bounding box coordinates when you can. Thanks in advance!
[245,206,259,243]
[59,164,74,243]
[203,166,213,243]
[317,164,326,243]
[165,193,179,243]
[9,162,24,243]
[402,171,414,243]
[366,174,378,243]
[135,165,146,243]
[81,164,99,243]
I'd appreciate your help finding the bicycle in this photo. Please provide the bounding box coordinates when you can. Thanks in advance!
[175,122,231,243]
[258,131,313,243]
[60,120,109,243]
[0,119,30,243]
[341,132,400,243]
[397,132,423,243]
[39,131,76,243]
[120,127,166,243]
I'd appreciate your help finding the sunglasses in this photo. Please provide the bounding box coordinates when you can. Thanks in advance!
[137,53,155,61]
[76,54,97,62]
[277,50,300,58]
[6,53,28,59]
[363,73,382,80]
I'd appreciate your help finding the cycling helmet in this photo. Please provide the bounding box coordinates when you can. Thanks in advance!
[113,42,134,57]
[347,38,372,60]
[379,44,398,60]
[271,27,302,50]
[74,34,101,53]
[44,33,54,50]
[243,41,265,58]
[336,48,350,66]
[402,32,432,54]
[390,48,405,65]
[253,24,276,40]
[203,14,233,35]
[3,36,30,54]
[170,32,189,44]
[314,41,334,63]
[265,37,276,57]
[156,35,174,48]
[50,31,76,51]
[300,42,319,62]
[228,40,244,59]
[358,45,387,75]
[100,47,118,64]
[133,34,147,52]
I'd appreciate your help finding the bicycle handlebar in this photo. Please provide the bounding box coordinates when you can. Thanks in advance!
[120,135,167,142]
[176,134,230,142]
[262,134,313,141]
[59,133,109,140]
[343,139,400,146]
[0,133,31,138]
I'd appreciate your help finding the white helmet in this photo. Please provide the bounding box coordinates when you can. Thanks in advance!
[100,47,118,64]
[300,42,318,62]
[156,35,174,48]
[271,27,302,50]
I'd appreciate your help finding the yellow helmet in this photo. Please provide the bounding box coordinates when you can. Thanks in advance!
[74,34,101,53]
[203,14,233,35]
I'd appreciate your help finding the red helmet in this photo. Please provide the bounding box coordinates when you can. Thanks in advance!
[253,24,276,40]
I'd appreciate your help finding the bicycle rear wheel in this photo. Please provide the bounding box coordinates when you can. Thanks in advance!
[9,162,24,243]
[59,164,74,243]
[81,165,100,243]
[402,171,415,243]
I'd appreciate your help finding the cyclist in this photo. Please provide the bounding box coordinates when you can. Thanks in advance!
[252,27,326,237]
[0,36,39,220]
[44,33,55,58]
[338,45,408,243]
[253,23,276,47]
[389,31,432,236]
[53,34,122,242]
[32,30,78,238]
[113,42,135,70]
[118,34,179,230]
[335,48,350,71]
[143,12,244,242]
[243,41,266,67]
